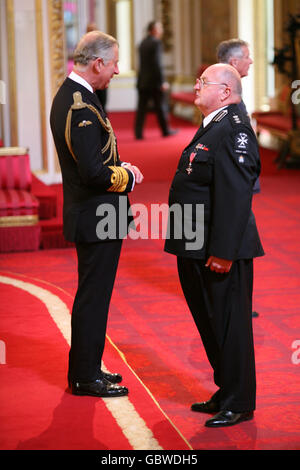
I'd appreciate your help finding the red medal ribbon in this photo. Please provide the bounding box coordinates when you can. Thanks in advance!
[186,152,196,175]
[189,152,196,164]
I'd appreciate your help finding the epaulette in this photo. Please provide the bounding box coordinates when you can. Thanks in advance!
[231,113,242,125]
[65,91,117,165]
[212,109,228,122]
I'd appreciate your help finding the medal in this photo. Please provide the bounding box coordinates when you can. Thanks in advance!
[186,152,196,174]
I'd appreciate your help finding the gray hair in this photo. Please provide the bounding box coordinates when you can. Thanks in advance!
[73,31,118,66]
[217,39,248,63]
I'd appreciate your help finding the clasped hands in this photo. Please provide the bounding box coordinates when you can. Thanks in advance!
[205,256,232,274]
[123,163,144,184]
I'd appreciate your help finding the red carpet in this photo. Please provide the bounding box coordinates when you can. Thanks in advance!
[0,113,300,451]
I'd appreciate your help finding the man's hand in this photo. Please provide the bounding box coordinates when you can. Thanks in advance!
[123,164,144,184]
[205,256,232,273]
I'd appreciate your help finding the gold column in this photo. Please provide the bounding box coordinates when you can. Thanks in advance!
[6,0,18,146]
[48,0,66,172]
[35,0,48,171]
[253,0,267,110]
[48,0,66,97]
[230,0,238,38]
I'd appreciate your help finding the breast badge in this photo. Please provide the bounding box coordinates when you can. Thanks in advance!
[78,120,92,127]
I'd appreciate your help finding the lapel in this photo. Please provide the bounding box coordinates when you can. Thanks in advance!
[184,108,229,151]
[184,120,214,152]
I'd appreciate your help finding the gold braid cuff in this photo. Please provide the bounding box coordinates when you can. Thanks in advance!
[65,91,117,164]
[107,166,129,193]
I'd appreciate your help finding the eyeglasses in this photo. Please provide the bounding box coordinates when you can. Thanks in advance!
[196,77,228,88]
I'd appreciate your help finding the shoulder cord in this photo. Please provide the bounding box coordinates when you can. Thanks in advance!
[65,91,117,165]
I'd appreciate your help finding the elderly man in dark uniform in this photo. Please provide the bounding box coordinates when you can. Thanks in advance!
[165,64,264,427]
[50,31,143,397]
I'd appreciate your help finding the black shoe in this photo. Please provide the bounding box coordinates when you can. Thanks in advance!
[205,410,254,428]
[102,371,122,384]
[69,379,128,397]
[191,398,220,414]
[163,129,178,137]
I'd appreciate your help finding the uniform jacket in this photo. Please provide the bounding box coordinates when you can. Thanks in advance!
[164,103,264,261]
[50,78,134,243]
[137,35,164,90]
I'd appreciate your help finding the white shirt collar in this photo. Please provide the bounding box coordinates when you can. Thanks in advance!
[69,71,94,94]
[203,106,227,127]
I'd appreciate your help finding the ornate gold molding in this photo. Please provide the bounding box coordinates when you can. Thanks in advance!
[47,0,66,98]
[253,0,268,110]
[47,0,66,172]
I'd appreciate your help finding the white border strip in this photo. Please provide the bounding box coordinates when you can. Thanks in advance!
[0,275,163,450]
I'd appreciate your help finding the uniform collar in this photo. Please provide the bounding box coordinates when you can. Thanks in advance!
[203,106,228,128]
[69,71,94,94]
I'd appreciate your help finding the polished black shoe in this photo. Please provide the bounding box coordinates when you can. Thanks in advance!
[102,371,122,384]
[69,379,128,397]
[163,129,178,137]
[205,410,254,427]
[191,398,219,414]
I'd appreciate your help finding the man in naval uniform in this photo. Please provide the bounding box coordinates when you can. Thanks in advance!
[164,64,264,427]
[50,31,143,397]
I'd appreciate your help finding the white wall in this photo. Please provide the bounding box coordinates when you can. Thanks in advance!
[106,0,155,112]
[14,0,43,171]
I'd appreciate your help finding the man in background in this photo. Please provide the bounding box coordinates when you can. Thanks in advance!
[135,21,177,139]
[217,39,261,318]
[217,39,260,192]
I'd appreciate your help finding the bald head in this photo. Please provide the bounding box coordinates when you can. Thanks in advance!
[207,64,242,96]
[194,63,242,116]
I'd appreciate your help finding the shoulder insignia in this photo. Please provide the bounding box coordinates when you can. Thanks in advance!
[78,120,92,127]
[65,91,117,165]
[235,132,249,150]
[71,91,87,110]
[212,109,228,122]
[232,113,242,124]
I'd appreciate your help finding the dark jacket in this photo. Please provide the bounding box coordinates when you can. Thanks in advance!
[50,78,134,242]
[137,35,164,90]
[164,103,264,260]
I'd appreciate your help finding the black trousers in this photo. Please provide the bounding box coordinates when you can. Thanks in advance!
[177,257,256,412]
[68,239,122,383]
[135,88,169,138]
